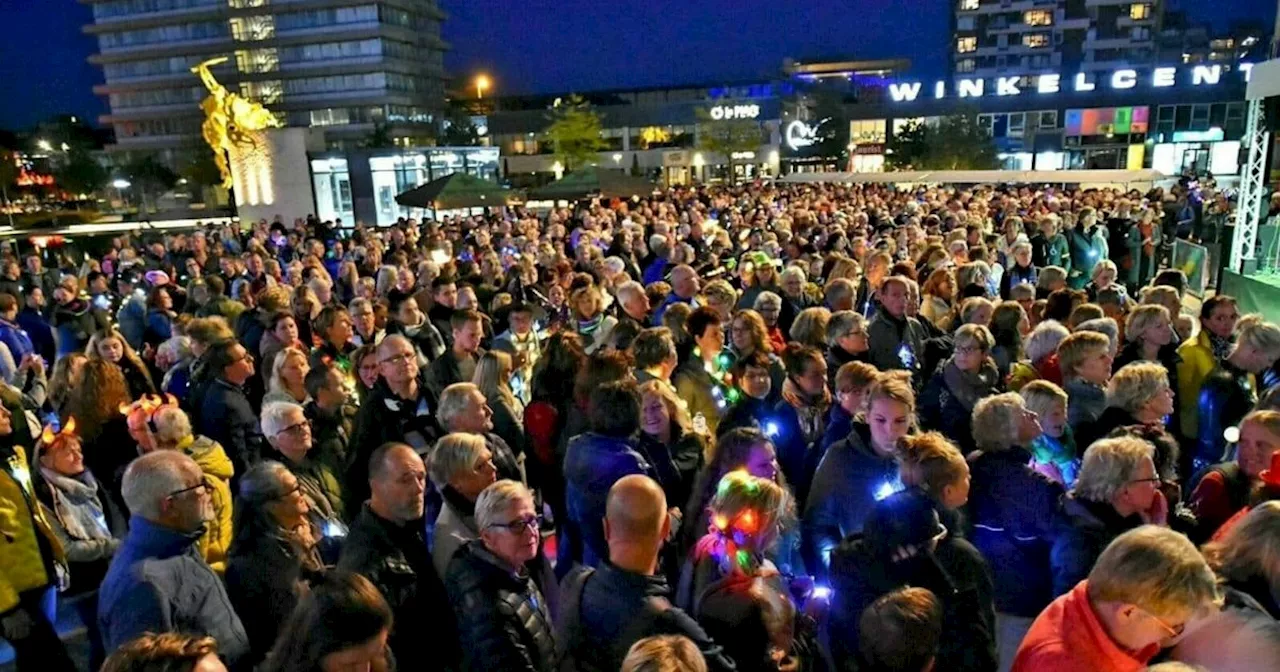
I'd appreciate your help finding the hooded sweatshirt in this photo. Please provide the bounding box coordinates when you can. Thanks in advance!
[180,435,234,574]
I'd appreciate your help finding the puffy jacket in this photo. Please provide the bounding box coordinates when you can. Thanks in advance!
[98,515,249,665]
[16,308,54,365]
[1194,361,1257,475]
[52,298,110,359]
[802,422,899,579]
[197,295,246,324]
[181,435,234,573]
[1064,379,1106,436]
[143,309,173,349]
[1176,330,1218,441]
[557,562,736,672]
[1065,226,1108,289]
[338,503,458,671]
[0,443,65,614]
[0,318,33,365]
[196,378,265,477]
[306,400,357,474]
[866,307,927,383]
[673,359,727,437]
[1049,495,1143,597]
[563,432,654,568]
[966,447,1063,617]
[445,541,558,672]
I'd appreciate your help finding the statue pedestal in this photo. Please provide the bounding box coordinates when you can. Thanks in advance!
[228,127,324,223]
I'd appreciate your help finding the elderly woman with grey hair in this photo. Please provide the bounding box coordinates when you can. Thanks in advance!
[224,461,325,665]
[444,480,559,672]
[753,290,788,352]
[427,432,498,576]
[1051,435,1165,597]
[920,323,1001,452]
[825,310,870,390]
[789,306,831,350]
[964,391,1063,667]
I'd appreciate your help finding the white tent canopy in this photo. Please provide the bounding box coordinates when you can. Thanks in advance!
[777,169,1168,188]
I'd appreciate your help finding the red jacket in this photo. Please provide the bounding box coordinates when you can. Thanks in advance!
[1013,581,1158,672]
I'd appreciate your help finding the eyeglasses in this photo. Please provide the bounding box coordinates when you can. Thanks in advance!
[231,352,254,366]
[955,345,986,355]
[379,351,415,365]
[276,421,311,437]
[1128,477,1162,485]
[271,484,302,501]
[1137,606,1186,638]
[167,481,209,500]
[488,515,543,534]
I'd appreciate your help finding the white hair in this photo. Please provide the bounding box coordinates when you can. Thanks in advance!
[1075,436,1154,503]
[780,266,807,284]
[152,406,193,446]
[616,281,645,304]
[475,479,532,531]
[754,291,783,312]
[427,432,487,488]
[121,451,195,520]
[438,382,480,430]
[261,400,305,439]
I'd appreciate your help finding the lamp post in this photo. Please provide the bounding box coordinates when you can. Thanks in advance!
[475,74,491,99]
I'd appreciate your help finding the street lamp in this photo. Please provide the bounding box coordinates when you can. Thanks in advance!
[475,74,491,99]
[35,139,52,152]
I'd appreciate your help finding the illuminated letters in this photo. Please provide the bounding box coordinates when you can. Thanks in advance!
[1152,67,1176,87]
[958,78,984,98]
[1192,65,1222,86]
[889,82,922,102]
[1074,73,1097,92]
[1111,69,1138,89]
[934,81,947,99]
[709,104,760,121]
[996,76,1021,96]
[1037,73,1061,94]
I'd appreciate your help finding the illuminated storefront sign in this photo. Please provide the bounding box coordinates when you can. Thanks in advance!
[708,103,761,120]
[887,64,1251,103]
[785,119,830,150]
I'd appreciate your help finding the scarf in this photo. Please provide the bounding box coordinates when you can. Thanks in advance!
[39,467,112,543]
[1210,333,1234,362]
[942,357,1000,411]
[576,313,604,336]
[781,378,831,444]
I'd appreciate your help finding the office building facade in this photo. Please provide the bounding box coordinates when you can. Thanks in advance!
[84,0,449,161]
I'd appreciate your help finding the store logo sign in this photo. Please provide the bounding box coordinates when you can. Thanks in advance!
[785,119,830,150]
[887,64,1251,103]
[709,104,761,120]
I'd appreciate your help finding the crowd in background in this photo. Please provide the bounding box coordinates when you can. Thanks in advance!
[0,178,1278,672]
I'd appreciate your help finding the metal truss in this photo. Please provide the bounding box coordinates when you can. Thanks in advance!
[1232,98,1269,271]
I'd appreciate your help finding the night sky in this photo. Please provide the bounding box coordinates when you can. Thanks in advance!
[0,0,1273,131]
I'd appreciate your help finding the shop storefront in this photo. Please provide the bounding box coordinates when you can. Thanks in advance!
[310,146,500,226]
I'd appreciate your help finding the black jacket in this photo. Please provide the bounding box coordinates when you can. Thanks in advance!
[224,535,324,666]
[424,348,483,401]
[1050,495,1143,597]
[829,533,997,672]
[965,447,1064,617]
[865,308,927,385]
[338,504,459,671]
[802,422,899,580]
[445,541,558,672]
[305,400,357,474]
[557,562,736,672]
[636,425,705,517]
[196,377,265,477]
[347,376,440,507]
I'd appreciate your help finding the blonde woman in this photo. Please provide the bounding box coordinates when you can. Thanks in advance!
[571,284,618,355]
[637,379,706,507]
[263,346,310,405]
[473,351,525,458]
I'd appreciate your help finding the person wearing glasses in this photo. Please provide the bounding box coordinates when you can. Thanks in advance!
[193,338,264,479]
[919,323,1001,454]
[224,461,325,667]
[445,479,559,672]
[338,442,458,672]
[1051,436,1168,599]
[1014,526,1218,672]
[98,450,249,668]
[261,402,345,546]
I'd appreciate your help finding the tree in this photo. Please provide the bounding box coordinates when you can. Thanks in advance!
[884,113,998,171]
[123,154,178,214]
[0,150,17,227]
[543,95,606,172]
[696,108,763,185]
[54,149,108,198]
[440,107,480,146]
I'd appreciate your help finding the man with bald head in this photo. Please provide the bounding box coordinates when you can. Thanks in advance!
[652,264,701,325]
[555,475,735,671]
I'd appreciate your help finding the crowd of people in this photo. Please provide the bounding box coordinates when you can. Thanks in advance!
[0,178,1279,672]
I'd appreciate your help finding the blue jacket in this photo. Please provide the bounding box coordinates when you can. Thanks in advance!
[0,318,33,364]
[965,447,1064,618]
[99,516,249,666]
[197,378,266,476]
[144,309,173,348]
[116,296,147,351]
[802,422,899,580]
[651,293,693,326]
[563,432,655,568]
[641,258,669,286]
[819,404,854,453]
[16,308,54,364]
[1194,361,1258,476]
[1050,495,1142,597]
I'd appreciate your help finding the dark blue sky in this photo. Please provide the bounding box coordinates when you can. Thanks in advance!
[0,0,1273,131]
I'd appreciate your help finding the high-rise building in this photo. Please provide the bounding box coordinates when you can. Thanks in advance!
[952,0,1165,78]
[84,0,449,161]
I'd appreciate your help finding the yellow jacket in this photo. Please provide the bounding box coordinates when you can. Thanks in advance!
[0,445,65,613]
[180,436,234,574]
[1176,331,1217,441]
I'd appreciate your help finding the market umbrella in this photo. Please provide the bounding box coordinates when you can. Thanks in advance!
[529,166,656,200]
[394,172,517,210]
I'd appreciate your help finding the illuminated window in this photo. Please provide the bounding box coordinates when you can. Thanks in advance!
[1023,33,1050,48]
[956,58,977,73]
[227,0,268,7]
[957,36,977,53]
[310,108,351,127]
[1024,10,1052,27]
[240,80,282,104]
[1129,3,1151,20]
[235,48,278,74]
[959,0,979,10]
[229,15,275,41]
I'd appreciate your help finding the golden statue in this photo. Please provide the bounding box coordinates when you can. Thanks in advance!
[192,57,281,188]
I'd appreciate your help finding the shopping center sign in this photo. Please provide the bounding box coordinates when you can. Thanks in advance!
[887,64,1252,103]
